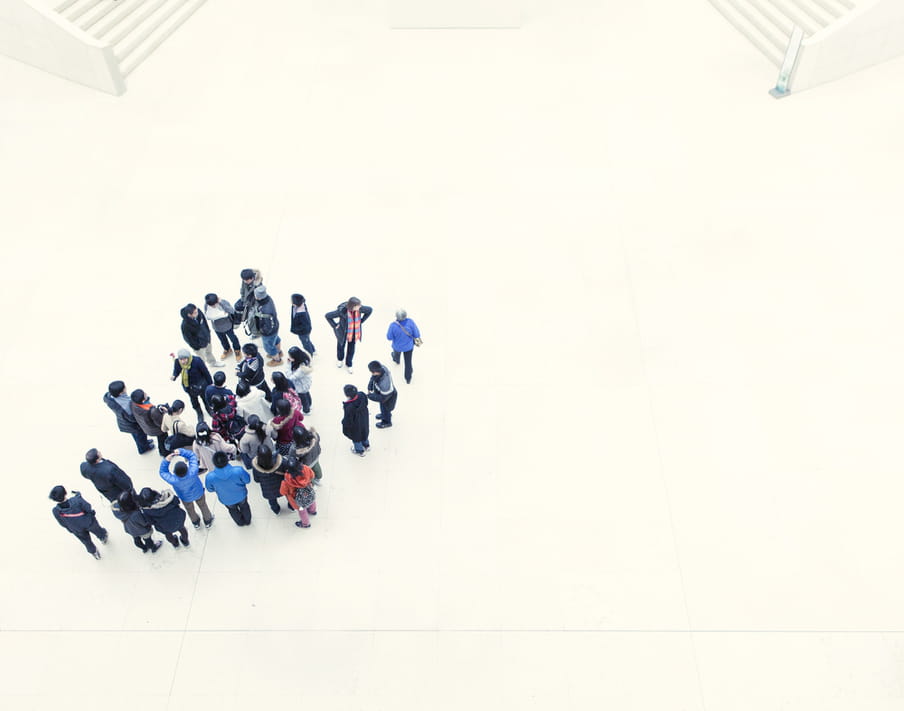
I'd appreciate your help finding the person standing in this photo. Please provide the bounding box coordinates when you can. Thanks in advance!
[270,372,303,414]
[253,285,283,366]
[79,449,134,503]
[285,346,313,415]
[367,360,398,429]
[205,451,252,526]
[192,421,237,474]
[280,459,318,528]
[238,414,275,470]
[171,349,214,423]
[130,389,168,456]
[251,444,286,515]
[238,268,263,338]
[112,491,162,554]
[180,303,223,368]
[49,486,108,560]
[236,343,272,401]
[235,381,272,423]
[342,384,370,456]
[269,399,303,456]
[158,448,215,529]
[161,400,196,451]
[290,293,316,356]
[386,309,421,384]
[137,487,190,549]
[293,425,323,485]
[325,297,372,374]
[210,394,245,444]
[204,292,242,362]
[203,371,234,413]
[104,380,155,454]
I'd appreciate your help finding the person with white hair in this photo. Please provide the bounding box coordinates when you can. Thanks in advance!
[386,308,421,384]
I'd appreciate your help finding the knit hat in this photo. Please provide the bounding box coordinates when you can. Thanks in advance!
[177,349,191,359]
[254,285,267,300]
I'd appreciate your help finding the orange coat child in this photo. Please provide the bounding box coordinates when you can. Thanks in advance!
[280,463,317,528]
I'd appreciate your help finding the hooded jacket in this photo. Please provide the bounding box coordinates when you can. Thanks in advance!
[140,489,187,533]
[341,391,370,442]
[104,392,143,434]
[239,428,276,469]
[251,451,284,501]
[324,302,373,342]
[52,492,98,533]
[180,308,213,350]
[112,502,152,537]
[158,449,204,503]
[286,362,313,394]
[192,432,237,473]
[237,353,266,387]
[79,458,134,502]
[294,427,322,466]
[254,295,279,337]
[205,463,251,506]
[279,465,316,511]
[269,408,303,445]
[236,389,272,423]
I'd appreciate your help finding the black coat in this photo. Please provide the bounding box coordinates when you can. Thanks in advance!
[140,490,187,534]
[290,307,312,335]
[112,503,152,537]
[325,303,373,342]
[252,454,284,501]
[104,392,143,434]
[181,310,212,350]
[80,459,134,502]
[131,401,166,436]
[342,391,370,442]
[237,354,266,387]
[172,356,213,395]
[52,492,98,533]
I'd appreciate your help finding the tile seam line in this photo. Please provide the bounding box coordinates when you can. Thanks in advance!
[618,235,708,711]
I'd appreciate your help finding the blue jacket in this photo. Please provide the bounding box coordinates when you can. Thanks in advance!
[387,318,420,352]
[205,463,250,505]
[159,449,204,503]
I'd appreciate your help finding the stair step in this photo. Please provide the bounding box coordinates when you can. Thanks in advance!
[118,0,207,77]
[90,0,153,40]
[61,0,103,24]
[709,0,785,66]
[104,0,171,45]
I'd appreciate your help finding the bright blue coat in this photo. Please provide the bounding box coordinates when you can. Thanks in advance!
[386,318,420,352]
[205,463,250,505]
[159,449,203,503]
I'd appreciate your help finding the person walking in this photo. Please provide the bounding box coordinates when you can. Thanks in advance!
[192,421,237,474]
[253,285,283,366]
[130,389,169,456]
[180,303,223,368]
[171,349,214,423]
[280,459,318,528]
[367,360,398,429]
[386,309,421,384]
[238,414,275,470]
[269,398,303,456]
[137,487,190,549]
[238,268,263,338]
[342,384,370,456]
[204,292,242,362]
[290,293,316,356]
[325,297,373,373]
[286,346,313,415]
[104,380,155,454]
[205,451,252,526]
[79,448,134,503]
[158,448,215,529]
[236,343,272,401]
[49,486,108,559]
[293,425,323,485]
[112,491,162,554]
[251,444,287,514]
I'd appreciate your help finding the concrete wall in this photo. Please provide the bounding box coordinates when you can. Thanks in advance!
[0,0,124,94]
[794,0,904,92]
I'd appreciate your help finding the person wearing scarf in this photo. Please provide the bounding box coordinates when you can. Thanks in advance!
[170,349,214,423]
[324,296,373,374]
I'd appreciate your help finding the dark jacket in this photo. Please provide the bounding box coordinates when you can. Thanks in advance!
[252,452,285,501]
[294,427,322,466]
[52,492,98,533]
[342,391,370,442]
[255,295,279,337]
[131,401,166,437]
[79,459,134,502]
[104,392,143,434]
[367,365,397,407]
[180,308,212,350]
[112,502,152,537]
[290,304,312,336]
[172,356,213,395]
[140,489,187,534]
[237,354,266,387]
[204,383,235,410]
[325,302,373,342]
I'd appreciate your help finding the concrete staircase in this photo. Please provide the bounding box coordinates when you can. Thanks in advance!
[54,0,207,78]
[708,0,859,66]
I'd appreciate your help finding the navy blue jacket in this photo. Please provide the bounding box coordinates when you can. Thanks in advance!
[104,392,144,434]
[181,309,213,350]
[325,303,373,342]
[172,356,213,395]
[256,296,279,336]
[52,492,98,533]
[79,459,134,502]
[112,502,152,537]
[290,305,312,336]
[140,490,187,534]
[341,391,370,442]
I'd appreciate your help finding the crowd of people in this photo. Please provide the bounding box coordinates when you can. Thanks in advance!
[50,268,422,559]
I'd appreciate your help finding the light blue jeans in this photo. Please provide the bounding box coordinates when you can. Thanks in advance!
[261,333,282,357]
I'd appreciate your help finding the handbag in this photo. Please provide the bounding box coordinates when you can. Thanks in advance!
[397,322,423,347]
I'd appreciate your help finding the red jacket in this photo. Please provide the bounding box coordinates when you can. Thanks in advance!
[270,408,303,444]
[280,466,315,510]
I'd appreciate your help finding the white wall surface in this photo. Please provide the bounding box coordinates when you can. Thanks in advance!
[795,0,904,91]
[0,0,123,94]
[1,1,904,709]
